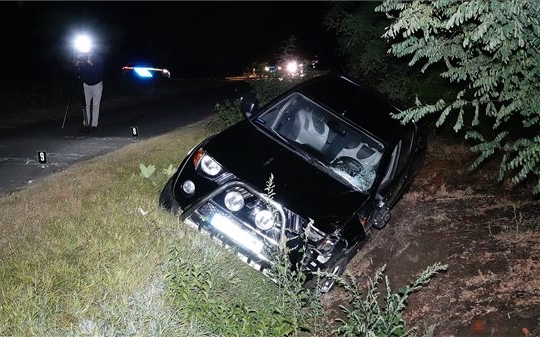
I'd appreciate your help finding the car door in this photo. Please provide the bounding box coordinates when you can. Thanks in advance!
[376,127,416,208]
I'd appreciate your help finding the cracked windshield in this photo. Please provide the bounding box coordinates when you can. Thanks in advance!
[255,93,384,192]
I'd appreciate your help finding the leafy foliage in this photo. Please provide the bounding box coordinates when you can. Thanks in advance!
[279,35,299,61]
[249,77,303,107]
[139,163,156,179]
[166,246,324,337]
[206,98,244,133]
[335,263,447,337]
[375,0,540,193]
[324,3,396,80]
[250,34,323,106]
[162,163,176,177]
[139,163,176,185]
[324,2,455,106]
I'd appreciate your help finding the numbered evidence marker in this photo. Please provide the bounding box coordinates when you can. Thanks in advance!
[37,151,47,164]
[131,126,139,138]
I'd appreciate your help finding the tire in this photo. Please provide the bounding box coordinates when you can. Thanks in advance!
[305,252,349,294]
[159,176,180,215]
[371,204,391,230]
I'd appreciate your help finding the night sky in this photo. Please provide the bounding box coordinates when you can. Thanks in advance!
[1,1,339,81]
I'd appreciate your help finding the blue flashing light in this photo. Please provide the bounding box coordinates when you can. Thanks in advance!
[134,67,153,78]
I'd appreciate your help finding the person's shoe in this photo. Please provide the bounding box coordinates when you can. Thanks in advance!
[91,126,98,132]
[78,126,90,133]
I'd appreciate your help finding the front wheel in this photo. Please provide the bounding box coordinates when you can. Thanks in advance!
[159,176,180,215]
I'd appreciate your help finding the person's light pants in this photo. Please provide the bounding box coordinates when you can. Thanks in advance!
[83,81,103,127]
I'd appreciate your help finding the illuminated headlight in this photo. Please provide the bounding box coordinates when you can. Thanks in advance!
[200,154,222,176]
[224,191,244,212]
[254,209,275,231]
[182,180,195,195]
[286,61,298,74]
[211,214,264,255]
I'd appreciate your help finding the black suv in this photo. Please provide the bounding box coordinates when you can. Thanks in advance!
[160,74,426,292]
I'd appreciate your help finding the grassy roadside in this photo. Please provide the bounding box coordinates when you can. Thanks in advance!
[0,120,203,335]
[0,118,282,336]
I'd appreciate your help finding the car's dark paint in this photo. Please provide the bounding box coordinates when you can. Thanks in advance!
[160,73,426,292]
[203,121,369,232]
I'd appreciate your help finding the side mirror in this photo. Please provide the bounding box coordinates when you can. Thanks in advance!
[240,93,259,118]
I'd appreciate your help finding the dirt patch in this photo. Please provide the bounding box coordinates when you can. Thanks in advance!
[323,137,540,337]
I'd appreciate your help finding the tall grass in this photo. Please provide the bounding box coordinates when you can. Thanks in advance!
[0,121,212,336]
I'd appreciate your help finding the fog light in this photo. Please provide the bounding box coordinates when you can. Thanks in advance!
[255,209,275,231]
[182,180,195,195]
[224,191,244,212]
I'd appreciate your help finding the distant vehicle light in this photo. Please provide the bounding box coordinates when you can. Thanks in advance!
[122,65,171,79]
[133,67,153,78]
[286,61,298,74]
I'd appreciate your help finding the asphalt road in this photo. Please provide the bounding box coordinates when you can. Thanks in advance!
[0,79,249,196]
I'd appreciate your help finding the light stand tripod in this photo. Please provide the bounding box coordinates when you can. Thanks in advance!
[61,65,87,129]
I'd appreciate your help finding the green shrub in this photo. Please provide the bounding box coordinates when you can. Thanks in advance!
[249,77,302,107]
[335,262,447,337]
[206,99,244,133]
[165,241,324,337]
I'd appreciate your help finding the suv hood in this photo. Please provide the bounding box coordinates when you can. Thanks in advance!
[204,121,368,233]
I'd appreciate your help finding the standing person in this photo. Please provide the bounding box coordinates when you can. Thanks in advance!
[75,50,104,132]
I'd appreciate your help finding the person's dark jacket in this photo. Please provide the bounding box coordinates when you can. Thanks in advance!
[80,54,104,86]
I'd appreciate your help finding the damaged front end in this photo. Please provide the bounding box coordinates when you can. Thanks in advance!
[180,180,338,279]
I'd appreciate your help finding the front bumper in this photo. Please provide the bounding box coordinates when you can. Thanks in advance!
[181,181,291,273]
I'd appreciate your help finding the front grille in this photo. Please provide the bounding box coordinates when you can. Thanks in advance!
[214,172,236,185]
[181,181,308,266]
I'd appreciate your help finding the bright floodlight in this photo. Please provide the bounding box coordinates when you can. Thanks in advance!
[74,34,92,53]
[286,61,298,74]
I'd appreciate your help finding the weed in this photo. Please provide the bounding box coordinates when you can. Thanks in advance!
[335,262,448,337]
[139,163,156,179]
[139,163,176,185]
[206,99,243,133]
[162,164,176,177]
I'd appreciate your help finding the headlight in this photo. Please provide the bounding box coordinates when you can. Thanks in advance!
[200,154,222,176]
[254,209,275,231]
[182,180,195,195]
[286,61,298,74]
[224,191,244,212]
